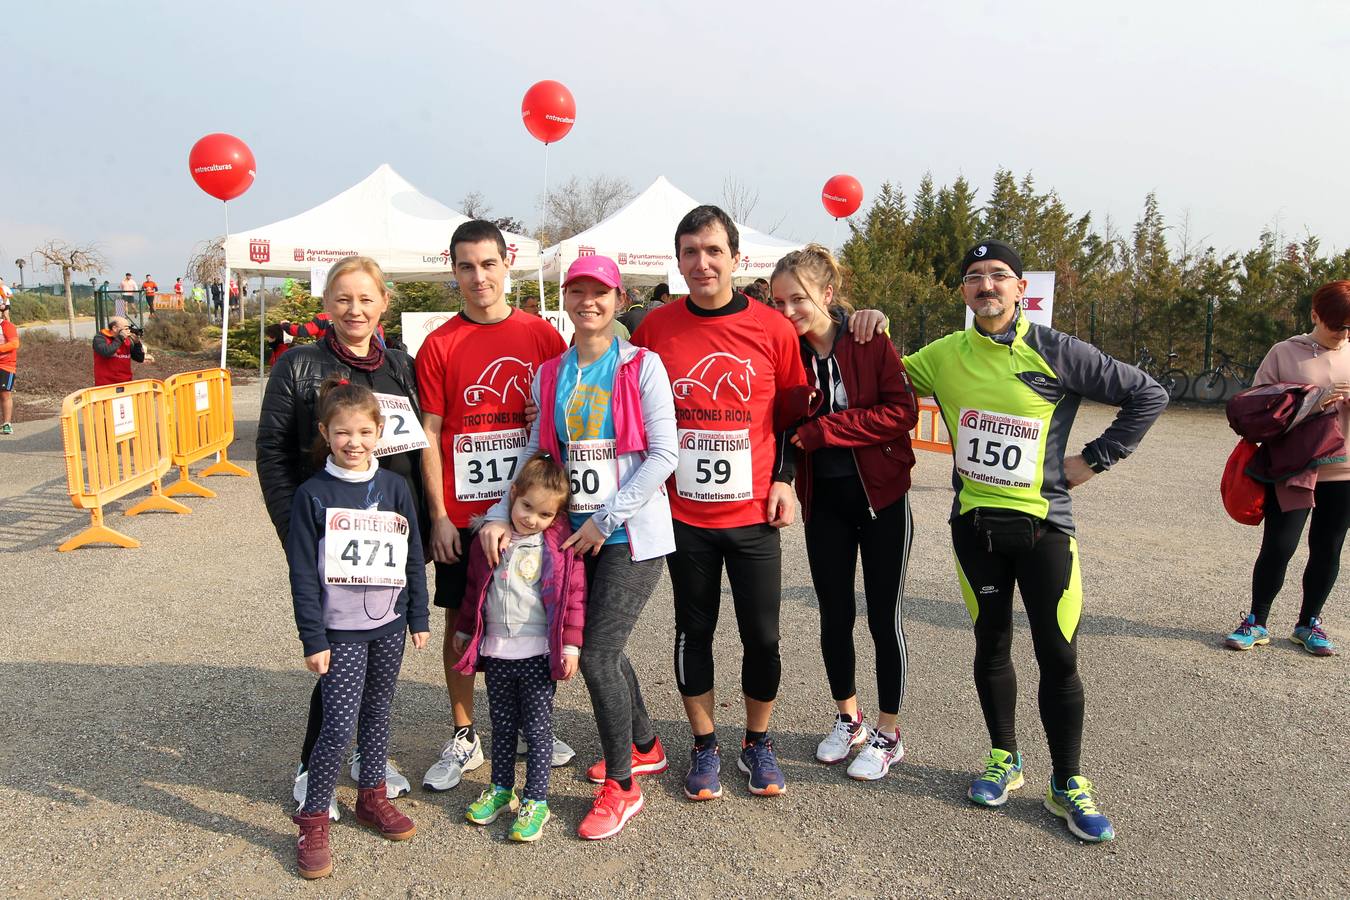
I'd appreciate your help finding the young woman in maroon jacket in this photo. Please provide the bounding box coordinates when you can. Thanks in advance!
[771,244,918,781]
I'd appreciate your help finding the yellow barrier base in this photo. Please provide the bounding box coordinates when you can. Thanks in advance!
[58,510,140,552]
[163,466,217,499]
[201,451,250,479]
[125,484,192,517]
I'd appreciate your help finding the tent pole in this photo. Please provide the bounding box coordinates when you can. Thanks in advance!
[219,204,231,369]
[258,275,266,381]
[539,142,549,310]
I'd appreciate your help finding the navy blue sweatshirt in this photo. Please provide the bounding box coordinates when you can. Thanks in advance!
[287,462,430,655]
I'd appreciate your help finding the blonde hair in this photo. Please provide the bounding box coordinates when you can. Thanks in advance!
[770,243,854,316]
[323,256,391,301]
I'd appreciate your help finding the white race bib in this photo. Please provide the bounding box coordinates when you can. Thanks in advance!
[567,438,619,514]
[373,393,429,458]
[674,428,753,502]
[955,408,1043,488]
[323,508,410,588]
[453,427,528,501]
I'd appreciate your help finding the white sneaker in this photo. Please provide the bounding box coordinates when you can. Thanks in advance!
[348,748,411,798]
[816,713,870,764]
[847,730,905,781]
[292,765,340,821]
[423,730,484,791]
[516,732,576,766]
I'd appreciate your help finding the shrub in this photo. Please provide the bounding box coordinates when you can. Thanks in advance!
[144,310,213,351]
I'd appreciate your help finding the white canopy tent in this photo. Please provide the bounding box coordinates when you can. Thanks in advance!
[223,163,542,280]
[539,175,803,286]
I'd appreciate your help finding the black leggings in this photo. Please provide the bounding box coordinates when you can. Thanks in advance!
[1250,480,1350,627]
[951,512,1084,782]
[804,475,912,716]
[668,521,782,702]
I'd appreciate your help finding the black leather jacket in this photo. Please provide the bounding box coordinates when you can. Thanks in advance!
[256,341,423,543]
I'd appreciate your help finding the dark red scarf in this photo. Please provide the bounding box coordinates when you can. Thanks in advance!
[324,328,385,373]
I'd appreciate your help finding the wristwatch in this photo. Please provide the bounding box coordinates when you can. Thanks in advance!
[1083,449,1107,474]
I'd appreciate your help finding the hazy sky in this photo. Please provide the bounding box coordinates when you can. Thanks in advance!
[4,0,1348,286]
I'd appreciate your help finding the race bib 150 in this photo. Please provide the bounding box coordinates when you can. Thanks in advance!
[955,408,1043,488]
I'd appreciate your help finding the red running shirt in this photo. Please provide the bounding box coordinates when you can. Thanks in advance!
[632,297,806,528]
[416,311,567,528]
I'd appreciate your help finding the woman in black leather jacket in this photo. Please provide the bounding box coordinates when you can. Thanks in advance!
[257,255,428,813]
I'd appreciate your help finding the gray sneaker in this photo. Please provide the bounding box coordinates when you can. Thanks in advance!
[348,748,411,798]
[516,732,576,766]
[292,765,339,821]
[423,730,484,791]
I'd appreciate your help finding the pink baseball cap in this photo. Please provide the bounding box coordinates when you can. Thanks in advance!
[563,255,622,290]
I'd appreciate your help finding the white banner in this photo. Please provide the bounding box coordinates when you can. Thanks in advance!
[965,271,1055,330]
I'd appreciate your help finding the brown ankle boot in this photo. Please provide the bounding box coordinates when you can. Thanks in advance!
[291,811,333,879]
[356,782,416,841]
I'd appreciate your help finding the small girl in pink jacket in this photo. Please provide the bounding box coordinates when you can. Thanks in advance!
[451,453,586,841]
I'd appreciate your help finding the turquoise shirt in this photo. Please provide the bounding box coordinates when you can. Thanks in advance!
[555,340,627,544]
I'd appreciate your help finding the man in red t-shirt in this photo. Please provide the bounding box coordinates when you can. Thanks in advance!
[415,220,569,791]
[631,206,816,801]
[0,297,18,434]
[141,275,158,314]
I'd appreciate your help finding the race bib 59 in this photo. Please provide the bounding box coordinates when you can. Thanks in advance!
[674,428,753,502]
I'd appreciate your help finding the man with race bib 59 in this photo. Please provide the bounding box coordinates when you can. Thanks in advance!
[415,220,569,792]
[902,239,1167,842]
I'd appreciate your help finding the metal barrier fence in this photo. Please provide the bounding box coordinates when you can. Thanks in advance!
[58,379,191,551]
[162,368,250,498]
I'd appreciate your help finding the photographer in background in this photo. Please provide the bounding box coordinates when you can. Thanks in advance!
[93,316,154,386]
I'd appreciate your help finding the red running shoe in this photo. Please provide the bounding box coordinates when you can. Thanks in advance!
[577,778,645,840]
[585,736,669,784]
[356,782,416,841]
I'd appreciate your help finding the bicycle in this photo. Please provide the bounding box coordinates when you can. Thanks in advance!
[1192,349,1259,403]
[1134,346,1190,402]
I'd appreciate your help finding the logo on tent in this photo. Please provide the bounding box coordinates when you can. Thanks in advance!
[294,248,306,262]
[506,244,518,266]
[249,239,270,263]
[578,246,596,257]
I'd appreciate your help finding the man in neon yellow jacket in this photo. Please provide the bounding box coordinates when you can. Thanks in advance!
[903,240,1166,843]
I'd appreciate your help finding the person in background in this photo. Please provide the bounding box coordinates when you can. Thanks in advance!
[120,272,138,319]
[141,274,158,315]
[650,283,670,308]
[192,283,206,309]
[173,277,184,303]
[1225,280,1350,656]
[618,287,650,334]
[520,295,542,317]
[741,280,770,305]
[0,297,18,435]
[211,280,224,319]
[92,316,154,386]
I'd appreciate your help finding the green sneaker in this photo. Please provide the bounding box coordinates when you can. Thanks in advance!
[508,799,551,842]
[465,784,517,825]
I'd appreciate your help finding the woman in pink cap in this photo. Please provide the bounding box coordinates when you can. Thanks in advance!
[479,255,678,839]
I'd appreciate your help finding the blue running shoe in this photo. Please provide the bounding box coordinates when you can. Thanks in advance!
[967,748,1024,807]
[1045,776,1115,842]
[1291,617,1336,656]
[737,739,786,797]
[1225,613,1270,651]
[684,742,723,801]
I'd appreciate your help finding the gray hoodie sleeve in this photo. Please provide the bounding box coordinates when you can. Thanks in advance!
[591,351,679,538]
[1024,326,1169,471]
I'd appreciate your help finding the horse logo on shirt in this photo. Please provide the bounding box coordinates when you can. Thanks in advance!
[464,357,534,406]
[672,353,756,403]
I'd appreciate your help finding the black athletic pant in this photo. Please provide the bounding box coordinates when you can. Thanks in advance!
[951,511,1084,782]
[1251,480,1350,627]
[669,520,782,702]
[804,474,913,716]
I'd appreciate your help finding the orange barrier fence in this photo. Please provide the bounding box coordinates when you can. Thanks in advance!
[911,398,952,454]
[152,294,185,311]
[58,379,191,551]
[163,368,250,498]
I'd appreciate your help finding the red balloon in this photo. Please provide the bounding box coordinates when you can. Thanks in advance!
[521,80,576,144]
[188,133,255,201]
[821,174,864,219]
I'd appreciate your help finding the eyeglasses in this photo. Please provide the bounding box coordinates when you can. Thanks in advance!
[961,271,1019,287]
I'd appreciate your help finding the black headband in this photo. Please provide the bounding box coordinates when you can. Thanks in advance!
[961,240,1023,278]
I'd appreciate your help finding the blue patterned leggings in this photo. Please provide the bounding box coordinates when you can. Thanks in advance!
[301,632,406,814]
[483,654,555,802]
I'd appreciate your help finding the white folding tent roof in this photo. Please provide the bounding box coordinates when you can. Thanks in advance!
[223,164,541,281]
[540,176,802,283]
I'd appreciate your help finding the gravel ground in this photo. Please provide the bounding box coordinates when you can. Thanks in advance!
[2,385,1346,898]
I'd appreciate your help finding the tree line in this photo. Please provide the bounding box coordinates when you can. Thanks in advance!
[840,169,1350,370]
